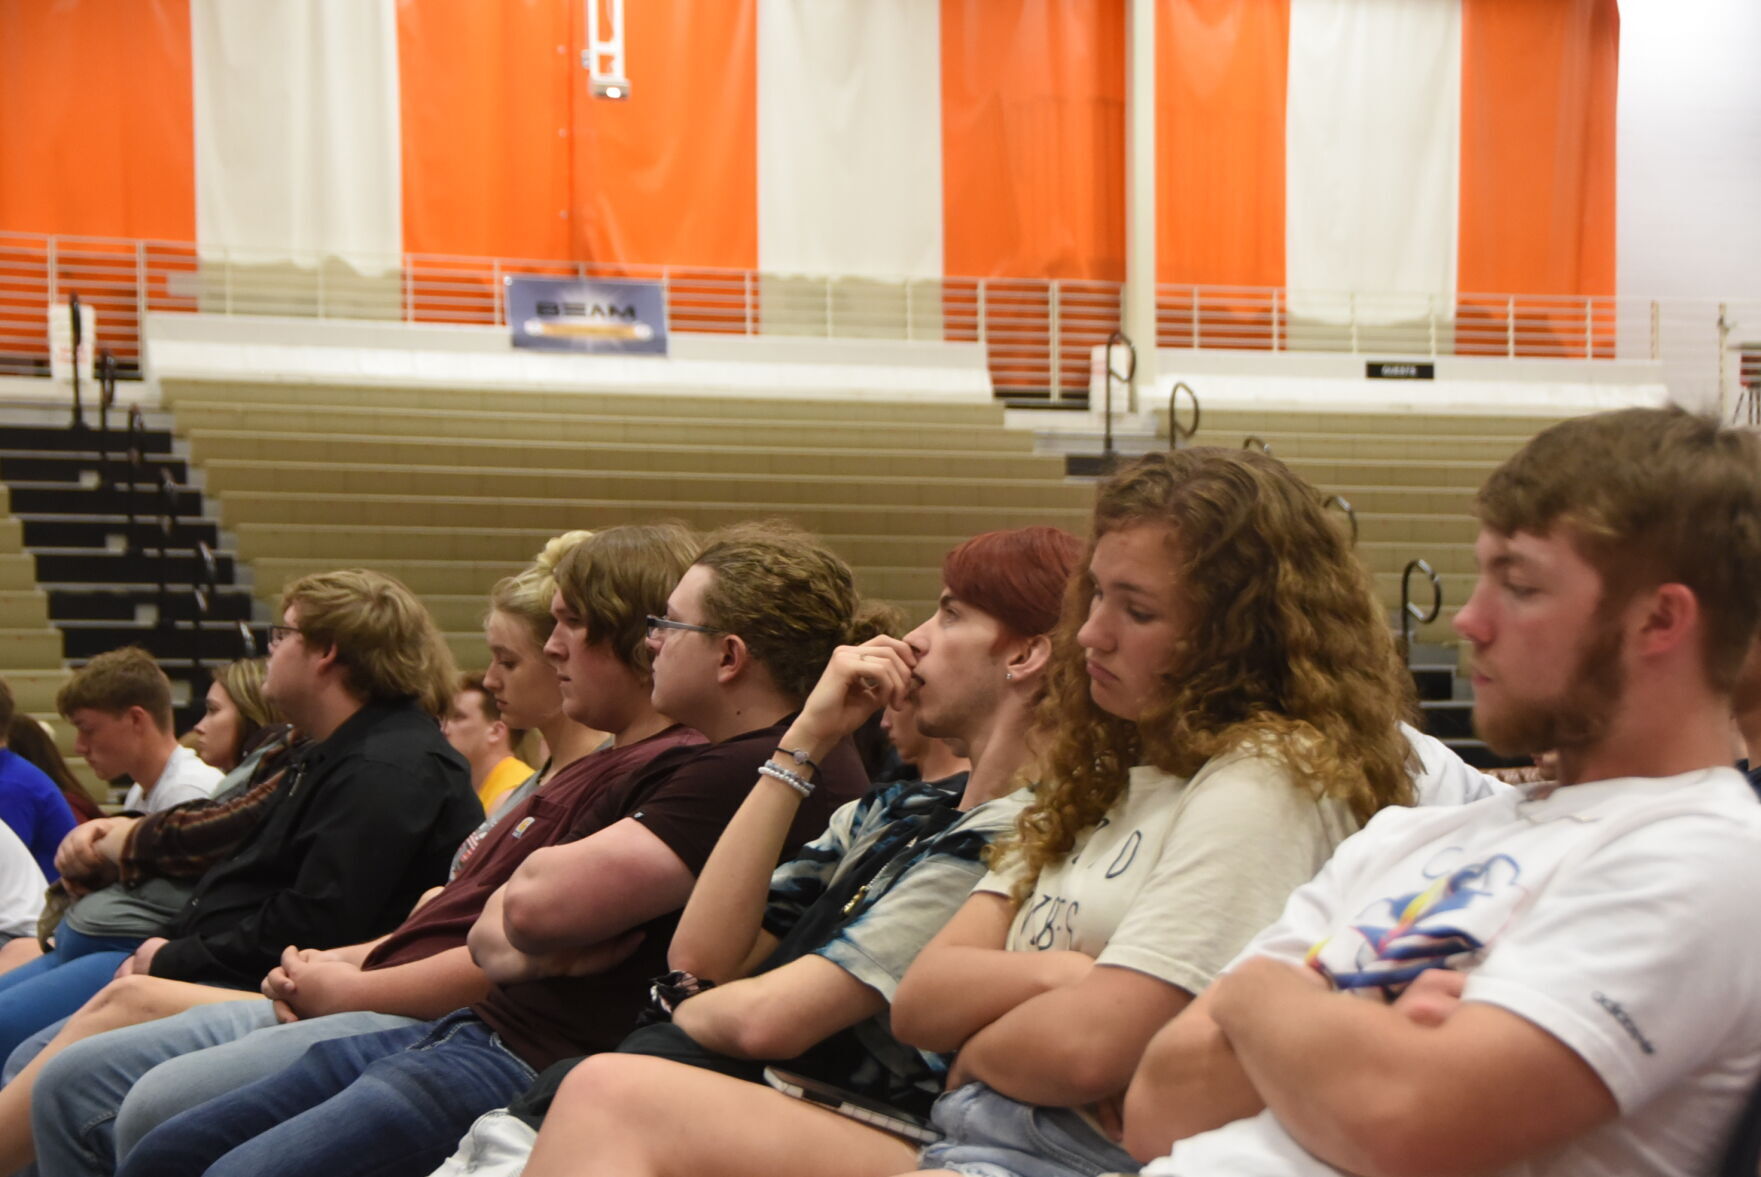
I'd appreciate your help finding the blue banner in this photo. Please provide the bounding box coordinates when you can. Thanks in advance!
[506,276,668,355]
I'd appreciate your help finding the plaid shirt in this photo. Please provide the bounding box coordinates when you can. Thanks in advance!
[116,727,304,888]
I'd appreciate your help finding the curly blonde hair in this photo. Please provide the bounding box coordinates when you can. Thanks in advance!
[996,448,1416,904]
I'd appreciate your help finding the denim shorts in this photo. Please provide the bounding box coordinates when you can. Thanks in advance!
[918,1083,1140,1177]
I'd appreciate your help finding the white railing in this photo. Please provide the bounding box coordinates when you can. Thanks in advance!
[1,231,1755,409]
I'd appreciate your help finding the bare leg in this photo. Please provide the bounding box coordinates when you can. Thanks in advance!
[0,975,255,1175]
[0,941,41,978]
[522,1053,920,1177]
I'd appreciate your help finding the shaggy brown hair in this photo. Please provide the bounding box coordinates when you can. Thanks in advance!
[997,448,1416,903]
[1477,406,1761,691]
[553,524,700,679]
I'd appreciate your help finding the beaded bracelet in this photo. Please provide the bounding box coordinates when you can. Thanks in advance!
[758,760,815,799]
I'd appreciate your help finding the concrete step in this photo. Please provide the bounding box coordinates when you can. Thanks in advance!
[232,523,987,569]
[160,380,1009,427]
[213,490,1093,538]
[168,400,1037,454]
[185,431,1066,483]
[201,459,1093,513]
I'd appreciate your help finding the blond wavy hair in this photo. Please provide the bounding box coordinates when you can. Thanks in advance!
[695,520,889,702]
[996,449,1416,904]
[281,570,458,718]
[487,530,596,648]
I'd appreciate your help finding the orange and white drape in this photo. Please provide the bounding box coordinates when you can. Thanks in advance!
[0,0,1616,305]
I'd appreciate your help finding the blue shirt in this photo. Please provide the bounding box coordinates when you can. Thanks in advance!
[0,748,78,881]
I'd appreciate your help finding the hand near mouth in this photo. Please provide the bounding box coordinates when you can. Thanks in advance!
[784,636,920,764]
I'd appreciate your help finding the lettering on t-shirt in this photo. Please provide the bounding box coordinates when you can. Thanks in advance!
[1021,894,1081,950]
[1593,991,1656,1055]
[1307,850,1527,1000]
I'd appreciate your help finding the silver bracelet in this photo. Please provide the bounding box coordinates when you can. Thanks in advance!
[757,761,815,799]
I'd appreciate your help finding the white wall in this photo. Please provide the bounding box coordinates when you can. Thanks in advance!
[1618,0,1761,300]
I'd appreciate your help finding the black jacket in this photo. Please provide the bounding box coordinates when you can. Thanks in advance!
[150,698,481,988]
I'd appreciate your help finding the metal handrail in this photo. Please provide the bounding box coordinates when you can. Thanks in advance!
[123,405,145,550]
[1167,381,1200,449]
[1101,330,1135,470]
[1400,558,1444,659]
[156,466,178,629]
[1322,493,1359,544]
[95,350,117,487]
[66,293,84,428]
[192,540,220,668]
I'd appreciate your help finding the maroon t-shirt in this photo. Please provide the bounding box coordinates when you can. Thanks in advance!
[473,716,869,1069]
[362,726,703,971]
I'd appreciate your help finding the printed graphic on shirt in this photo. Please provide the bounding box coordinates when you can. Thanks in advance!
[1307,850,1527,1000]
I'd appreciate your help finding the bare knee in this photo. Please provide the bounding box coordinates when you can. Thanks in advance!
[75,974,156,1025]
[555,1054,675,1127]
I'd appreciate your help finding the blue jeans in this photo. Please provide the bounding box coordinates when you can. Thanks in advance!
[919,1083,1141,1177]
[0,925,136,1063]
[116,1011,536,1177]
[30,998,417,1177]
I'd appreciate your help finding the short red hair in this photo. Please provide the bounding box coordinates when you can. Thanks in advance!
[941,527,1083,640]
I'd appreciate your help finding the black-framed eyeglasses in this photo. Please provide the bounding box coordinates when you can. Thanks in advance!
[645,615,725,640]
[266,624,303,651]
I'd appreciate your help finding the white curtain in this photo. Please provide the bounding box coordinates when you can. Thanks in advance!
[1285,0,1461,324]
[757,0,943,278]
[191,0,402,274]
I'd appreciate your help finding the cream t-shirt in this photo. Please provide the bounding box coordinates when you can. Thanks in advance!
[976,748,1360,997]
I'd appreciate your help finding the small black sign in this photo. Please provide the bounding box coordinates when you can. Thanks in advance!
[1366,361,1435,380]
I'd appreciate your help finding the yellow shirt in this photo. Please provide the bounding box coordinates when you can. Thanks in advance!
[476,756,535,817]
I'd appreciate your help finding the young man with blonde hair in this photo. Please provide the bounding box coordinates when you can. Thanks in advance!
[0,571,482,1064]
[1125,407,1761,1177]
[57,647,221,814]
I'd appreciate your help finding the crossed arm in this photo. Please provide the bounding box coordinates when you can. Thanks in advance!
[892,892,1191,1108]
[1121,958,1617,1177]
[468,817,695,984]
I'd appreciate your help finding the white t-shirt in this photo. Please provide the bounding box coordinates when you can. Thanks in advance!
[0,820,46,940]
[1143,767,1761,1177]
[121,745,224,813]
[976,748,1360,997]
[1402,722,1511,807]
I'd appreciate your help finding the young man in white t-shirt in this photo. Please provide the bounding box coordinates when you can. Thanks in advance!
[57,647,222,814]
[1123,406,1761,1177]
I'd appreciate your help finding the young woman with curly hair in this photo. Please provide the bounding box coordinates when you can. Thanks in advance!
[516,448,1415,1177]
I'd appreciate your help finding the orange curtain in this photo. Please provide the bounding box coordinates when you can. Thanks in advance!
[396,0,573,263]
[941,0,1126,282]
[0,0,195,239]
[1457,0,1617,357]
[1156,0,1288,349]
[570,0,756,271]
[942,0,1125,396]
[1156,0,1287,287]
[0,0,192,370]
